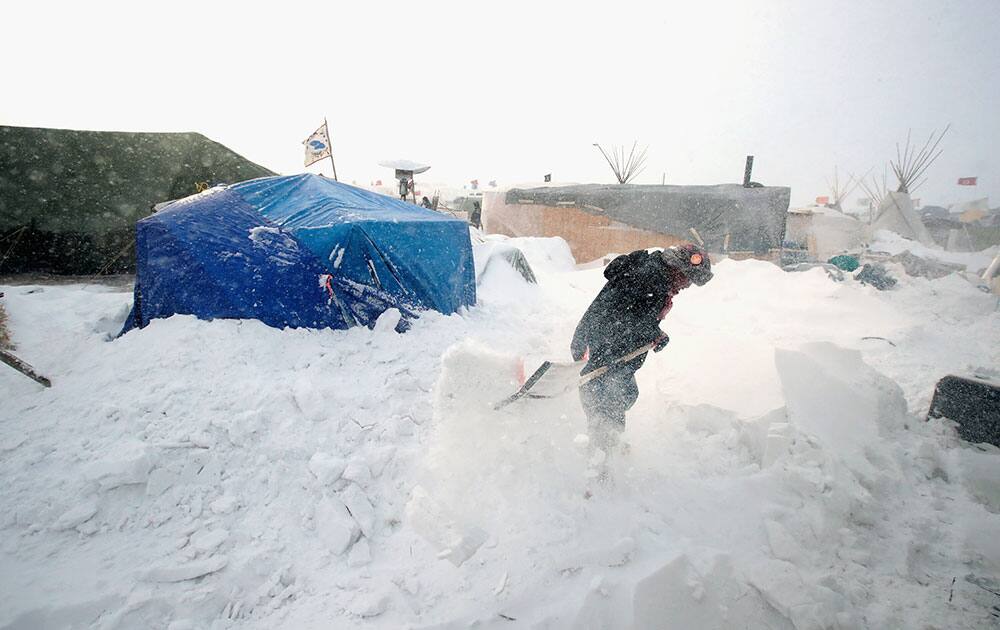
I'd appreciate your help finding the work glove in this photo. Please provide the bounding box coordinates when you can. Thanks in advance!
[653,334,670,353]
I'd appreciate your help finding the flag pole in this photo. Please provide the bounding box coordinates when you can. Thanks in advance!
[324,118,339,181]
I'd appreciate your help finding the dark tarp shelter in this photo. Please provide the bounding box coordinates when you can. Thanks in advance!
[0,126,274,274]
[504,184,791,254]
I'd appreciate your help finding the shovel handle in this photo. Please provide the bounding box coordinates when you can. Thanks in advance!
[578,341,657,386]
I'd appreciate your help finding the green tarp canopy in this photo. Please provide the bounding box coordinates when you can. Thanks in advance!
[0,125,275,274]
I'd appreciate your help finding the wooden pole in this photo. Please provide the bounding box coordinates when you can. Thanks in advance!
[324,118,339,181]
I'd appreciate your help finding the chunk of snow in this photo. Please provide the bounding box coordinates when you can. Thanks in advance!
[85,442,153,491]
[209,495,238,515]
[494,571,509,596]
[248,225,281,243]
[51,501,99,531]
[372,308,402,333]
[347,538,371,567]
[775,342,907,478]
[339,484,376,538]
[350,593,389,618]
[308,453,346,485]
[314,496,360,555]
[764,520,802,562]
[342,460,372,486]
[607,537,636,567]
[762,421,794,468]
[191,528,229,553]
[745,559,843,630]
[144,556,228,583]
[405,486,487,567]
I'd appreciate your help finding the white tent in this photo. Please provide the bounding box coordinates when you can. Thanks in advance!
[786,206,866,260]
[871,192,934,246]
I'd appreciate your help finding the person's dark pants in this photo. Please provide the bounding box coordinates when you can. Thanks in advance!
[579,365,639,470]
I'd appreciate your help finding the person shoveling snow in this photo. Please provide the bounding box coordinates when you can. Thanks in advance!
[571,244,713,483]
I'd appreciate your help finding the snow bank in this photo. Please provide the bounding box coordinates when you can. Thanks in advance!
[473,235,576,277]
[1,247,998,628]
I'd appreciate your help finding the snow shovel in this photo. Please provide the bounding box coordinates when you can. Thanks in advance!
[0,348,51,387]
[493,340,659,410]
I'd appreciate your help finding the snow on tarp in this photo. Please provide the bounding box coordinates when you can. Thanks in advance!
[230,174,476,315]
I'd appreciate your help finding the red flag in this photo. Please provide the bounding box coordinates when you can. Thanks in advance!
[958,177,978,186]
[815,196,829,205]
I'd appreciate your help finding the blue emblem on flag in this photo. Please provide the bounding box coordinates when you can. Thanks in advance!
[309,140,327,151]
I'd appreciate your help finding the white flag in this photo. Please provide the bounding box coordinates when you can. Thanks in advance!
[303,123,332,167]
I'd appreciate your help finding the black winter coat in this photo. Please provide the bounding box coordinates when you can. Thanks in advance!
[571,250,680,375]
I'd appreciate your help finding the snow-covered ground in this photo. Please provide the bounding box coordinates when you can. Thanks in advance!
[2,238,999,629]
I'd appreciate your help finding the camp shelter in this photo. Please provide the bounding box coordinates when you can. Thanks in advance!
[871,192,934,246]
[0,126,274,275]
[122,174,475,334]
[785,205,866,261]
[482,184,790,263]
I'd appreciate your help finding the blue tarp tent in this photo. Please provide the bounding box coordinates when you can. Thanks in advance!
[121,174,475,334]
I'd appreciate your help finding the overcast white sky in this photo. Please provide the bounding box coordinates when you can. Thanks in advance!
[2,0,998,207]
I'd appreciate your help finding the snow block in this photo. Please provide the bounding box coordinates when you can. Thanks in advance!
[774,342,907,478]
[340,483,376,539]
[314,496,360,555]
[143,556,228,583]
[191,528,229,554]
[435,340,523,416]
[51,501,99,531]
[744,559,844,630]
[84,441,154,491]
[308,452,347,485]
[957,446,1000,511]
[631,553,795,630]
[350,592,390,618]
[763,420,794,468]
[348,538,372,567]
[405,485,486,567]
[763,520,803,563]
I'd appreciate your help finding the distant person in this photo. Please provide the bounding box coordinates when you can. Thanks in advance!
[420,196,433,209]
[398,178,410,201]
[469,201,483,229]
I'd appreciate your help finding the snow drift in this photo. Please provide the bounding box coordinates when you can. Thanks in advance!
[2,237,999,629]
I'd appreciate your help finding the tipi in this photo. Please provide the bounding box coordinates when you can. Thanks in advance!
[866,126,948,245]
